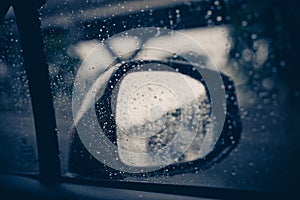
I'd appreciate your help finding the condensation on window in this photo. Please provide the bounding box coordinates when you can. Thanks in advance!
[0,8,38,173]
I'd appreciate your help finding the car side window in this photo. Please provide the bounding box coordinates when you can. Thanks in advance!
[0,0,298,195]
[0,8,38,173]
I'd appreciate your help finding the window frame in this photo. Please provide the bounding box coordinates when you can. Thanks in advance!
[0,0,280,199]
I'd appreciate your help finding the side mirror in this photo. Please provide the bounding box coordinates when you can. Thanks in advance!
[68,59,242,178]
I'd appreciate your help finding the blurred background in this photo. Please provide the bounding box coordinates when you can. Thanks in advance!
[0,0,299,193]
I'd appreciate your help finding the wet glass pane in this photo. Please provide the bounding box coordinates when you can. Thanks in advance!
[0,8,38,173]
[40,0,299,192]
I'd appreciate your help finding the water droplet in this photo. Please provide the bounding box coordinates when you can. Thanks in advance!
[242,21,248,27]
[231,170,237,176]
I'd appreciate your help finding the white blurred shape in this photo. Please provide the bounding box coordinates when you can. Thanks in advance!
[108,36,141,59]
[73,40,114,81]
[253,39,269,68]
[116,71,207,166]
[135,26,231,71]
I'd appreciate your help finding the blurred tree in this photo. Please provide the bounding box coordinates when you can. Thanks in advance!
[228,0,300,104]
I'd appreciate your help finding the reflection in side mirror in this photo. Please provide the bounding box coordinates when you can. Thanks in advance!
[69,60,242,178]
[115,71,211,167]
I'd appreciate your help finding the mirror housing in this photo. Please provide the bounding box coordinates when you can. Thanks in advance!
[68,60,242,178]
